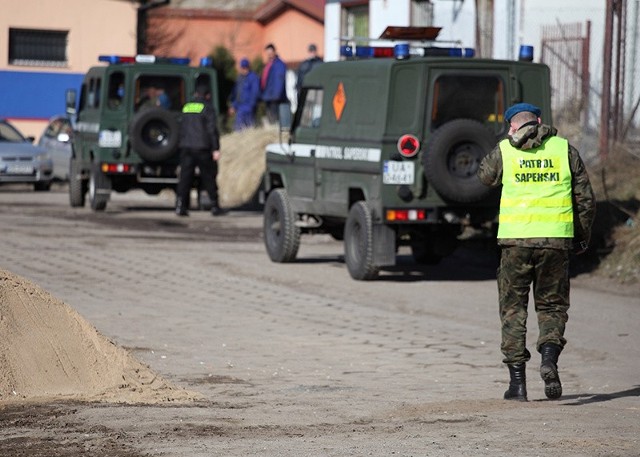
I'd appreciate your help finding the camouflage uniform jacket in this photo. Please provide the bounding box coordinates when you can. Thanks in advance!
[477,123,596,250]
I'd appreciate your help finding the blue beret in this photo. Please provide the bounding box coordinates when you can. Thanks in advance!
[240,58,250,68]
[504,103,541,122]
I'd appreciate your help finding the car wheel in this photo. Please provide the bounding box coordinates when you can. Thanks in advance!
[69,159,86,207]
[344,201,379,280]
[89,162,111,211]
[423,119,497,203]
[263,188,300,262]
[129,108,179,162]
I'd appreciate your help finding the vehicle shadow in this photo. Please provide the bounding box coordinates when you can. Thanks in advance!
[547,385,640,406]
[296,239,500,282]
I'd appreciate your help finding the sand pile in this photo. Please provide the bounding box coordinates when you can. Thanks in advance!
[217,127,280,208]
[0,269,200,404]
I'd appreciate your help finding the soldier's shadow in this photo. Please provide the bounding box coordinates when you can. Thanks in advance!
[549,385,640,405]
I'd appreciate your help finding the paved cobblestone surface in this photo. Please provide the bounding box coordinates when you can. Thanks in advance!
[1,185,639,456]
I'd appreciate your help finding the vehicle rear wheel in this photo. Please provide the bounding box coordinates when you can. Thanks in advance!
[344,201,379,280]
[69,159,86,207]
[89,162,111,211]
[424,119,496,203]
[33,181,51,192]
[263,188,300,263]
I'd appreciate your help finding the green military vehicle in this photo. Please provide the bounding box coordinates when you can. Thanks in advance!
[263,33,552,280]
[66,54,219,210]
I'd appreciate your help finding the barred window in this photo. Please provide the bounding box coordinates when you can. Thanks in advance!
[9,28,68,67]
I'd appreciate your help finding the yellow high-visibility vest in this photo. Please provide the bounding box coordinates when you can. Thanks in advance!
[182,102,205,114]
[498,136,574,239]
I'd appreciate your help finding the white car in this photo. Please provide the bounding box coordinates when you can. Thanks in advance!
[0,119,53,191]
[38,115,73,181]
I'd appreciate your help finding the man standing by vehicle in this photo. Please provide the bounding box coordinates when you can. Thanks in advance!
[478,103,595,401]
[229,58,260,131]
[295,43,322,103]
[260,43,288,124]
[176,84,224,216]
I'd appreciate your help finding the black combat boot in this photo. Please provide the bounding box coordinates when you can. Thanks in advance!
[540,343,562,399]
[504,363,528,401]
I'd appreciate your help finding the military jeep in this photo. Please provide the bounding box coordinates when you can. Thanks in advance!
[67,55,219,211]
[263,39,552,280]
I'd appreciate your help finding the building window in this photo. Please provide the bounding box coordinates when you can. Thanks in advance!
[8,28,68,67]
[411,0,434,27]
[342,5,369,44]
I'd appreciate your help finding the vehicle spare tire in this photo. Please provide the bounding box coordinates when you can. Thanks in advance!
[423,119,497,203]
[129,108,180,162]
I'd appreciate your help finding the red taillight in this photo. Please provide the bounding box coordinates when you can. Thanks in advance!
[101,163,132,173]
[373,47,395,58]
[397,134,420,158]
[386,209,426,221]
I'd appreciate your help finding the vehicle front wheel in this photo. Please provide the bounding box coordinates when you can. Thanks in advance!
[69,159,86,207]
[263,188,300,263]
[89,163,111,211]
[344,201,379,280]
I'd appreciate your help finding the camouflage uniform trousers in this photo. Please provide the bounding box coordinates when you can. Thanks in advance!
[497,246,570,364]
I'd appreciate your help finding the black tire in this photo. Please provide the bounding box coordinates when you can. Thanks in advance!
[69,158,86,207]
[89,163,111,211]
[34,181,51,192]
[344,201,379,280]
[410,231,459,265]
[263,189,300,263]
[424,119,497,203]
[129,108,180,162]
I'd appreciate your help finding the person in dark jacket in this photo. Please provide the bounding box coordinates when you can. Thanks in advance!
[478,102,595,401]
[260,43,288,123]
[295,43,322,103]
[229,58,260,131]
[176,84,224,216]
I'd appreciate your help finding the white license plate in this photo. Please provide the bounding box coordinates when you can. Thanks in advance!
[383,160,414,185]
[99,130,122,148]
[6,164,34,175]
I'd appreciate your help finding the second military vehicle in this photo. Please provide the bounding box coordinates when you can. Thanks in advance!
[67,54,219,211]
[263,28,552,280]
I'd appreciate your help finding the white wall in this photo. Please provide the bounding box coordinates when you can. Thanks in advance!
[324,0,476,61]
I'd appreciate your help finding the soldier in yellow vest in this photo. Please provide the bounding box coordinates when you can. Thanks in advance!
[478,103,595,401]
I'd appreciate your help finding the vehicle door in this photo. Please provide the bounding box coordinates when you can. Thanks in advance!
[288,87,323,200]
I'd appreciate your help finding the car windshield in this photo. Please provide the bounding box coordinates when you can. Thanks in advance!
[0,121,27,143]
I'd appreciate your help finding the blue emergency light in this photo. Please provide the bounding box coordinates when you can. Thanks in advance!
[200,57,214,67]
[519,45,534,62]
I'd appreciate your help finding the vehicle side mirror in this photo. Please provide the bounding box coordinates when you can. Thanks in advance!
[65,89,77,116]
[278,102,292,131]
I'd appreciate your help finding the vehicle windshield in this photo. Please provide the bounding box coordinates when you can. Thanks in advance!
[0,121,27,143]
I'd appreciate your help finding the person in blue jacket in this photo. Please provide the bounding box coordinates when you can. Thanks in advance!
[229,58,260,131]
[260,43,288,123]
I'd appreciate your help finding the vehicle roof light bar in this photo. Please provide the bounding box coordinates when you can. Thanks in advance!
[98,55,190,65]
[339,44,475,60]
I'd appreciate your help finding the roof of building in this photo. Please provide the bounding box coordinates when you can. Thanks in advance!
[254,0,324,23]
[170,0,265,10]
[152,0,324,22]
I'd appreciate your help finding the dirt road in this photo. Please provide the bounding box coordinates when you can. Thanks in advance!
[1,184,639,456]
